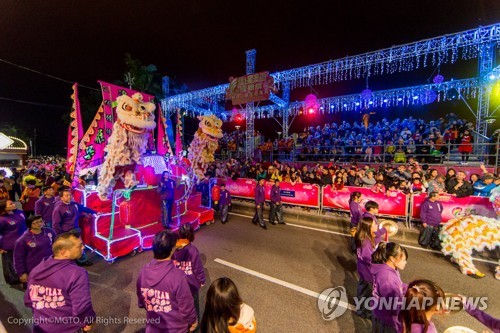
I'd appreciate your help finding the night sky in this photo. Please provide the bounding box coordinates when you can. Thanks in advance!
[1,0,499,154]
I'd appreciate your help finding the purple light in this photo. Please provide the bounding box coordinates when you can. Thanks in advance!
[361,89,372,100]
[433,74,444,84]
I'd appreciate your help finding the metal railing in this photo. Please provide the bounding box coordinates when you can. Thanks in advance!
[215,141,500,170]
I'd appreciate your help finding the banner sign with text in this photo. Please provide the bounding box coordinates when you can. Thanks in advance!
[226,71,276,105]
[322,186,408,217]
[410,193,496,222]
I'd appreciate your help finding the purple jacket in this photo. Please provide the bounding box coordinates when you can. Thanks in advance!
[465,305,500,331]
[24,256,96,333]
[350,201,364,226]
[270,185,281,203]
[219,190,231,206]
[409,322,437,333]
[0,210,26,250]
[419,199,443,226]
[35,196,56,223]
[254,184,265,205]
[371,263,408,332]
[363,211,379,225]
[356,228,386,283]
[172,243,206,294]
[52,200,79,235]
[137,259,197,333]
[14,228,56,276]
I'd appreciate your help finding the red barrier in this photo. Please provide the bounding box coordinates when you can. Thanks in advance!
[264,181,321,208]
[322,186,408,218]
[410,193,496,222]
[218,178,257,199]
[216,178,321,207]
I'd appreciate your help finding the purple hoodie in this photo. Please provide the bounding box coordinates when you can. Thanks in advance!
[419,198,443,226]
[254,184,265,205]
[35,196,56,223]
[14,228,56,276]
[219,189,231,206]
[356,228,386,283]
[363,211,379,225]
[52,200,79,235]
[172,243,206,294]
[371,263,408,332]
[24,256,96,333]
[465,305,500,331]
[0,210,26,250]
[350,201,364,226]
[137,259,197,333]
[270,185,281,203]
[409,322,437,333]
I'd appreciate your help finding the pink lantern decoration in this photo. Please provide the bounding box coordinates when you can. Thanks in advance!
[304,94,318,111]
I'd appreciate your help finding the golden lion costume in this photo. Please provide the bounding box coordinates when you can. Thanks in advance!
[187,115,223,182]
[440,215,499,279]
[97,93,156,200]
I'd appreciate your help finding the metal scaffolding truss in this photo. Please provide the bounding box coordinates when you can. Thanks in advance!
[163,23,500,111]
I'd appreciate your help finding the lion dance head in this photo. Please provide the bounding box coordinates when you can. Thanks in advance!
[97,93,156,200]
[188,115,223,182]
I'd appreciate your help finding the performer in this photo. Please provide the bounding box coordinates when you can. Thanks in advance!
[354,217,387,319]
[0,199,26,285]
[418,192,443,250]
[14,215,56,289]
[219,184,231,224]
[269,179,285,225]
[158,172,176,229]
[24,231,96,333]
[252,178,266,229]
[399,280,445,333]
[371,242,408,333]
[52,188,95,266]
[201,277,256,333]
[196,173,210,207]
[34,186,56,228]
[363,201,379,225]
[349,191,364,252]
[172,224,206,323]
[137,230,198,332]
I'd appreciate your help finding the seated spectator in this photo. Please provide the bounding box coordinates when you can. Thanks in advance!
[332,176,344,191]
[473,174,496,197]
[361,170,376,187]
[394,148,407,163]
[410,176,425,194]
[389,165,411,182]
[446,171,473,197]
[427,175,446,194]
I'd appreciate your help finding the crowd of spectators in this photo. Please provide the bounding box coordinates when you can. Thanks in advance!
[217,113,500,165]
[206,157,499,199]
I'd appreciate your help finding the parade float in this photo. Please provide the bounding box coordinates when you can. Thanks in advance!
[67,82,215,262]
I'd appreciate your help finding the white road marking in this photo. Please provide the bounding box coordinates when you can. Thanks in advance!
[214,258,356,311]
[229,212,499,265]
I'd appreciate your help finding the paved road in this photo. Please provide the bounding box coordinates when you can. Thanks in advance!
[1,212,499,333]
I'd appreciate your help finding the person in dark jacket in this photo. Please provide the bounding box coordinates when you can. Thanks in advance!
[158,172,176,228]
[252,178,266,229]
[446,171,473,197]
[0,199,26,285]
[218,184,231,224]
[34,186,56,228]
[269,179,284,225]
[137,230,197,333]
[14,215,56,287]
[24,230,96,333]
[172,224,206,325]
